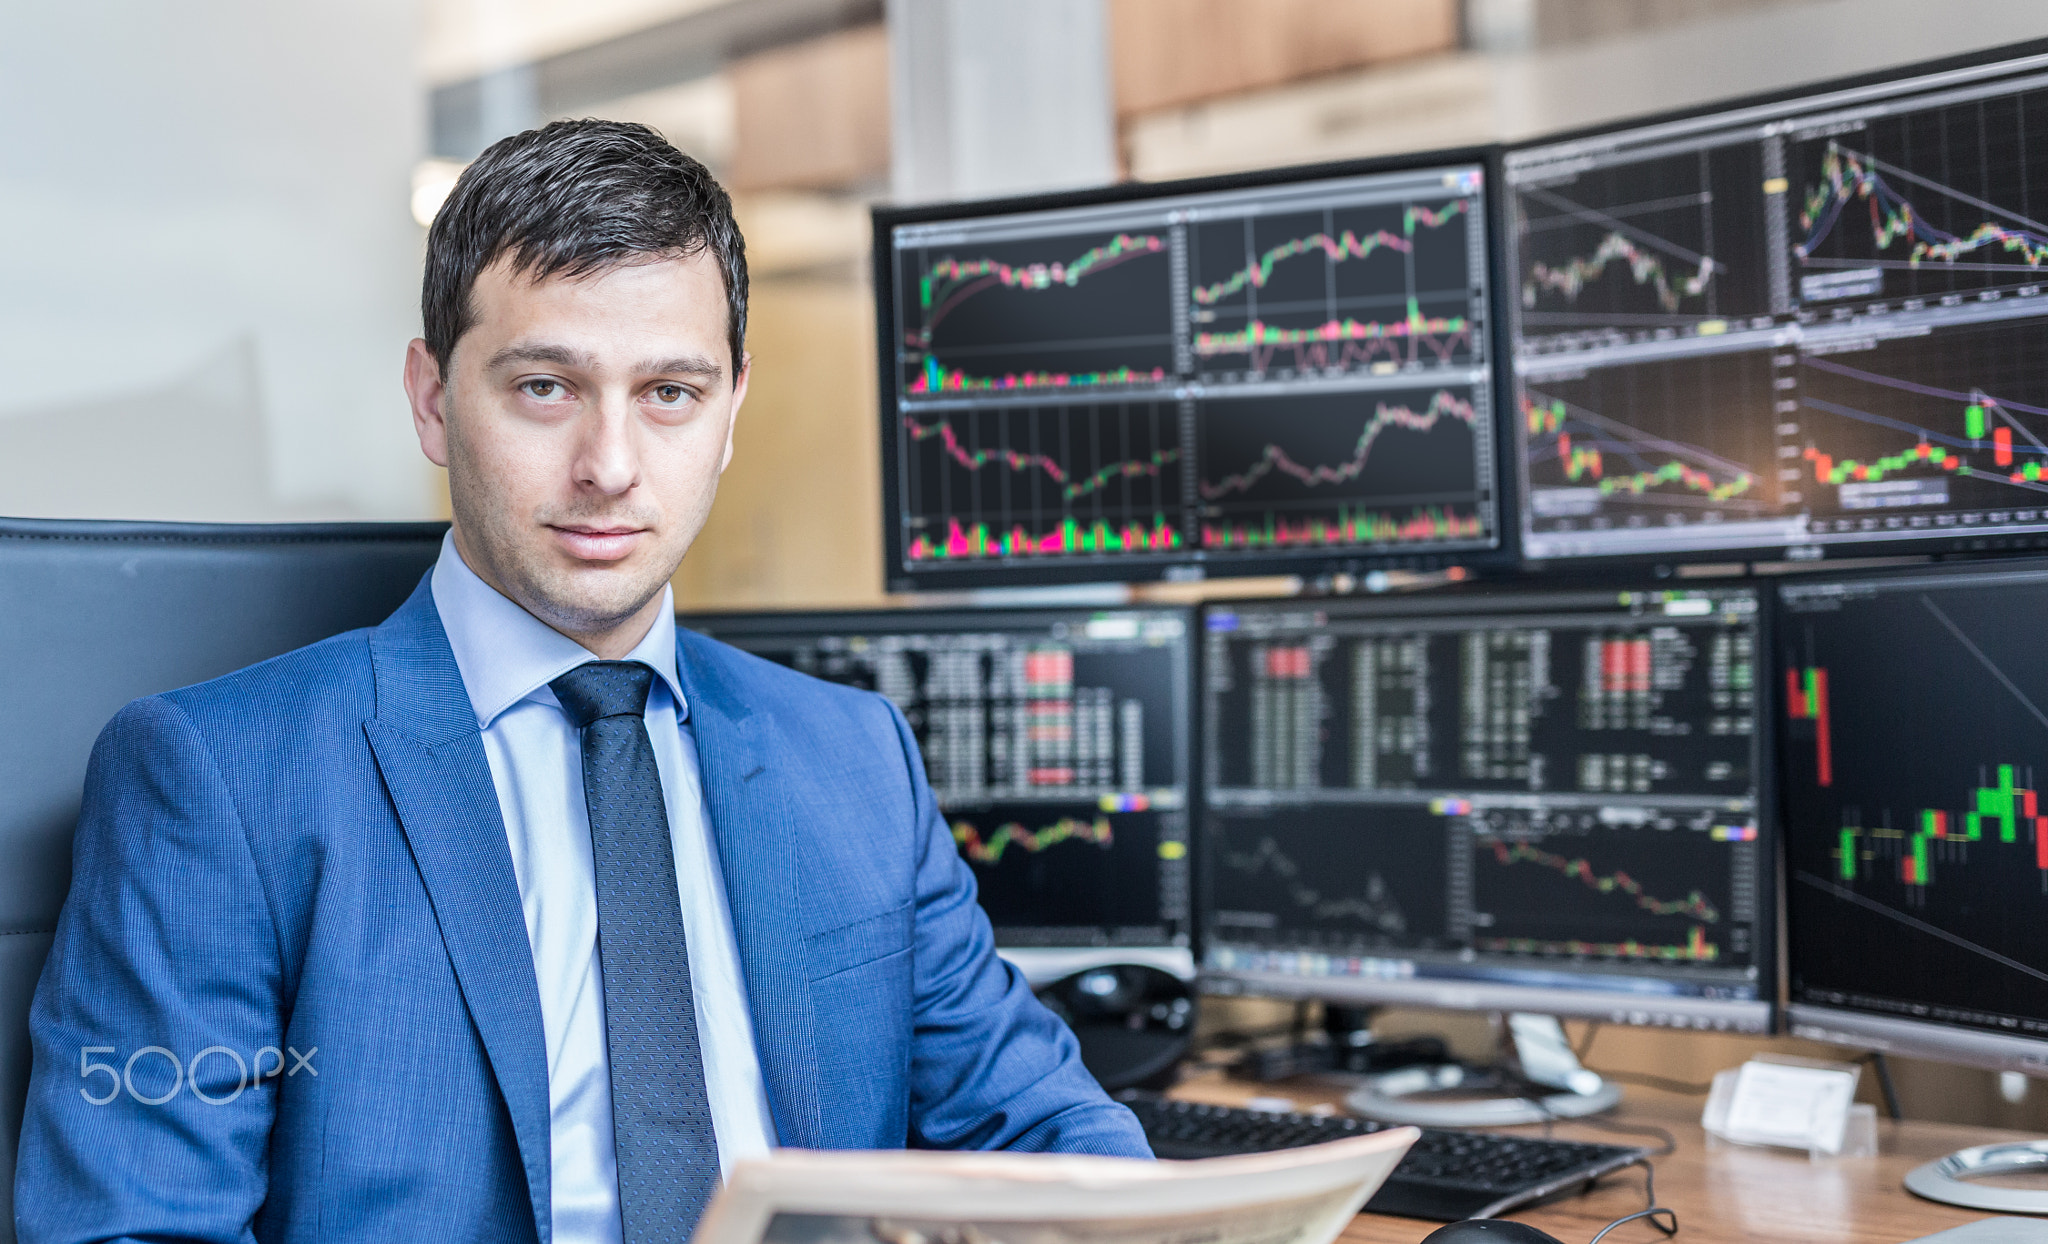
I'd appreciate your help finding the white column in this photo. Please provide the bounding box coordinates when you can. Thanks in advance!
[887,0,1118,203]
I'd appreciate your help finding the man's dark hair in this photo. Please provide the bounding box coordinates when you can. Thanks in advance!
[423,119,748,379]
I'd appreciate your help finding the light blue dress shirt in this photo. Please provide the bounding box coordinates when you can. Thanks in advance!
[430,534,776,1244]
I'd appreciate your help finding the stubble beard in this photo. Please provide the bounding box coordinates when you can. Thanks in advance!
[444,416,700,645]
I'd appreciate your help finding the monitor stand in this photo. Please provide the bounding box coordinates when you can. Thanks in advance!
[1904,1140,2048,1213]
[1343,1012,1622,1127]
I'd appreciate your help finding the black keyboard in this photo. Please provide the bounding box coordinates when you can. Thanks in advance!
[1120,1093,1648,1222]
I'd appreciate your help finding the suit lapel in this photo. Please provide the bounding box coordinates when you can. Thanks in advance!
[678,631,823,1150]
[363,579,553,1237]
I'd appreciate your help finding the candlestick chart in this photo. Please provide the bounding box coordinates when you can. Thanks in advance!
[1519,351,1777,536]
[1790,83,2048,308]
[1463,805,1752,965]
[1781,569,2048,1035]
[1793,322,2048,526]
[1513,143,1772,338]
[899,400,1185,564]
[1186,193,1482,383]
[1195,386,1489,554]
[895,228,1175,398]
[1206,805,1452,949]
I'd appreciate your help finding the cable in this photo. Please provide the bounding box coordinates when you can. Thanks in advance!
[1584,1160,1679,1244]
[1587,1208,1680,1244]
[1498,1068,1677,1154]
[1571,1020,1714,1094]
[1555,1022,1716,1095]
[1569,1114,1679,1156]
[1584,1068,1716,1096]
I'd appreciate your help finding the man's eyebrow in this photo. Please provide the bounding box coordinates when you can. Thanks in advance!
[484,343,596,372]
[639,354,725,380]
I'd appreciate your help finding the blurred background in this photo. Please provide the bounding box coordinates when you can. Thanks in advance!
[8,0,2048,607]
[7,0,2048,1129]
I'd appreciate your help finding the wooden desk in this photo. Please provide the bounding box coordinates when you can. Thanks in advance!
[1170,1071,2038,1244]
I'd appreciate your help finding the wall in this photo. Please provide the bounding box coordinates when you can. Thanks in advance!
[1127,0,2048,179]
[675,272,887,610]
[0,0,432,521]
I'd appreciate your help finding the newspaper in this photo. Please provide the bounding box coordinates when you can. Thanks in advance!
[693,1129,1419,1244]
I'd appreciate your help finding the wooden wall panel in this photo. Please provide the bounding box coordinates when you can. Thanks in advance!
[727,24,890,193]
[1110,0,1460,119]
[672,276,887,610]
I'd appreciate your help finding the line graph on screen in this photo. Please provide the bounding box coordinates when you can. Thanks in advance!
[1789,86,2048,306]
[1519,182,1726,323]
[898,399,1187,563]
[1196,386,1489,553]
[1187,191,1481,381]
[897,229,1176,398]
[1521,389,1763,508]
[1798,143,2048,277]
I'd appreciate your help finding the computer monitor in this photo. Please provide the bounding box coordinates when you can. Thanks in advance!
[1200,584,1773,1034]
[1779,561,2048,1076]
[1504,40,2048,565]
[873,151,1503,591]
[684,607,1195,981]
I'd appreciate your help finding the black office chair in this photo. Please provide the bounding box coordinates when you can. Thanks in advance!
[0,517,445,1241]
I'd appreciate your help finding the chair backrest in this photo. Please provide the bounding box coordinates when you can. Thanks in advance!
[0,517,445,1240]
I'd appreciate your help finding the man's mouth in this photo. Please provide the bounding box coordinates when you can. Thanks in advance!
[548,524,647,562]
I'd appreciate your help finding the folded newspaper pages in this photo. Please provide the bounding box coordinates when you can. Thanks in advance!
[693,1131,1419,1244]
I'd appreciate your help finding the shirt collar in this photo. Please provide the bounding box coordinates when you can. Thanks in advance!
[429,530,685,729]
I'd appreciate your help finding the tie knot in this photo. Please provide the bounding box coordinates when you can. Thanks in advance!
[550,661,656,727]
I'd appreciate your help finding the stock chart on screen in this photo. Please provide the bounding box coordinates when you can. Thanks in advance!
[1201,585,1772,1031]
[1780,565,2048,1050]
[881,161,1497,587]
[686,609,1193,950]
[1506,47,2048,563]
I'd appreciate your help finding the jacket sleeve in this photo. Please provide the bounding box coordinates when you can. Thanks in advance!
[885,700,1154,1158]
[16,696,285,1244]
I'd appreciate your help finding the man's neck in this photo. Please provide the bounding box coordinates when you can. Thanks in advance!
[555,596,663,661]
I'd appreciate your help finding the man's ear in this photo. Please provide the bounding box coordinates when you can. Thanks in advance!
[404,338,451,468]
[719,351,751,474]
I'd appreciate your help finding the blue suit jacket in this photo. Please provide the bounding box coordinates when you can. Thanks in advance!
[17,579,1148,1243]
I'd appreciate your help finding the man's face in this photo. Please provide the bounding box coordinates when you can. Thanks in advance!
[404,250,747,652]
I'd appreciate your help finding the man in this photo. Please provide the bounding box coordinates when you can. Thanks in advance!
[18,120,1148,1244]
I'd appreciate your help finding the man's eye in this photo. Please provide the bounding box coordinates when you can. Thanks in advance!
[522,379,565,399]
[652,384,688,405]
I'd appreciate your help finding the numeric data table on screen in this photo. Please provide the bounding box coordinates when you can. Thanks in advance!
[688,610,1194,949]
[883,162,1499,585]
[1201,587,1773,1031]
[1506,48,2048,563]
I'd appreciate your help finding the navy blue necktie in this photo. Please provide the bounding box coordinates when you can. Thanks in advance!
[551,660,720,1243]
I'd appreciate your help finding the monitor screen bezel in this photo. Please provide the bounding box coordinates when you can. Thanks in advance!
[1499,36,2048,571]
[1774,555,2048,1074]
[1788,1002,2048,1077]
[679,603,1201,953]
[870,145,1519,592]
[1192,576,1780,1034]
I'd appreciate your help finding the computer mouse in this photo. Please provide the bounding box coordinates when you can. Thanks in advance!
[1419,1221,1567,1244]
